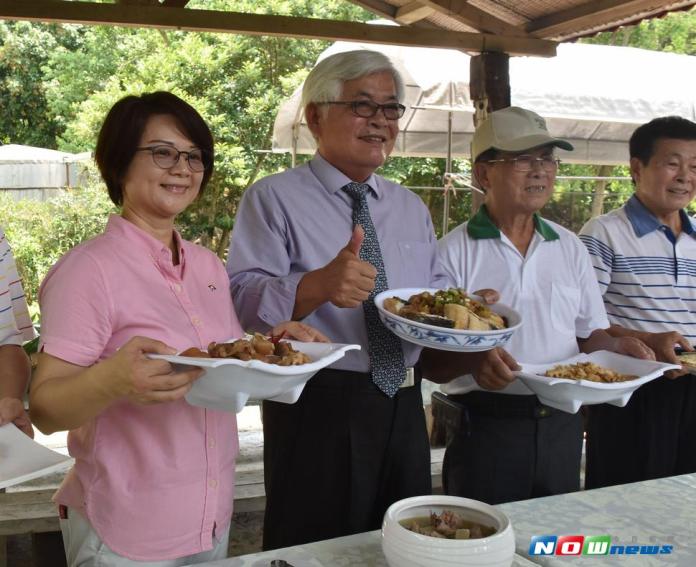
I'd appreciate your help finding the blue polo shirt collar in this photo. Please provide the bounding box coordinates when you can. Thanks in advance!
[625,195,696,238]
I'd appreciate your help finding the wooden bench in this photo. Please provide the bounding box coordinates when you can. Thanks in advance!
[0,448,445,565]
[0,489,61,567]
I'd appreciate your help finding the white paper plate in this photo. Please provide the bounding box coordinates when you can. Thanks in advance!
[0,424,72,490]
[149,340,360,413]
[375,288,522,352]
[515,350,680,413]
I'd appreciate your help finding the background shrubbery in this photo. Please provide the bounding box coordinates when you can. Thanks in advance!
[0,166,115,313]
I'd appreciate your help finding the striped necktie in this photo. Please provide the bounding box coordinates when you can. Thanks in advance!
[342,182,407,397]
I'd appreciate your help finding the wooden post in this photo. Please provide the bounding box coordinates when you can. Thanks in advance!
[469,52,511,214]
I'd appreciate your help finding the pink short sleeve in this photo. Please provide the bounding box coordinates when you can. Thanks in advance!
[39,247,115,367]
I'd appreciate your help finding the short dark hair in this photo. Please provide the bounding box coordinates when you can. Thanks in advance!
[474,148,500,164]
[629,116,696,165]
[95,91,214,206]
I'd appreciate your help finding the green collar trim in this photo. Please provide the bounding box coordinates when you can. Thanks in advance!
[466,205,559,241]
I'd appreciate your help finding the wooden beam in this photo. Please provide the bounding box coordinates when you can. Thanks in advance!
[419,0,527,36]
[395,2,435,25]
[0,0,557,56]
[526,0,694,39]
[161,0,190,7]
[345,0,441,30]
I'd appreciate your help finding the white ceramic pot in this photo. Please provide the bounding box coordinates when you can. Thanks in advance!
[381,495,515,567]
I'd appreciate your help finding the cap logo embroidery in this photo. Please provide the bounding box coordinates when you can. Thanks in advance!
[534,116,547,129]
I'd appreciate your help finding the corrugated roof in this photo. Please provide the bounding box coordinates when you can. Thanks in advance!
[354,0,696,42]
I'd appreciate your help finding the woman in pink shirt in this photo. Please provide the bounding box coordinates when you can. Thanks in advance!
[29,91,326,566]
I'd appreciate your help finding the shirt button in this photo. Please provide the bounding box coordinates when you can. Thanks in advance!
[191,316,201,326]
[209,479,218,489]
[174,284,182,293]
[208,439,216,448]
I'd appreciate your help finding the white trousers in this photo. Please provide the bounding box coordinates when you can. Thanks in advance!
[59,508,230,567]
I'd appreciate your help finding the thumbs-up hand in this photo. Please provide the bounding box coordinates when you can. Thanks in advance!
[321,225,377,308]
[345,224,365,256]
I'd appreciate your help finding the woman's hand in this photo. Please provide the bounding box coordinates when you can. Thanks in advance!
[105,336,204,405]
[0,397,33,438]
[271,321,330,343]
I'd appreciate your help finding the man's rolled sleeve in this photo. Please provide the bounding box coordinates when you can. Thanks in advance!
[227,182,301,331]
[230,271,305,332]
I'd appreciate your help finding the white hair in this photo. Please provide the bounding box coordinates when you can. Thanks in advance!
[301,50,405,110]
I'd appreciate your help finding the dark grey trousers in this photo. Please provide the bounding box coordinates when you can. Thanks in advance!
[261,368,431,550]
[585,374,696,489]
[442,391,583,505]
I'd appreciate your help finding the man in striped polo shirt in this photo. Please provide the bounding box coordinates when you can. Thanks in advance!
[580,116,696,488]
[0,226,36,437]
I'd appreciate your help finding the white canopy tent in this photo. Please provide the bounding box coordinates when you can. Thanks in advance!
[272,41,696,166]
[0,144,91,201]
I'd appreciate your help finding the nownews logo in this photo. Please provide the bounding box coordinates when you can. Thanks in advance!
[529,535,674,557]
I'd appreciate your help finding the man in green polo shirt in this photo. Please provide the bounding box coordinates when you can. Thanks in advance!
[432,106,653,504]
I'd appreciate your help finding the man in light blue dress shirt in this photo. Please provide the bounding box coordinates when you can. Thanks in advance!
[227,50,448,549]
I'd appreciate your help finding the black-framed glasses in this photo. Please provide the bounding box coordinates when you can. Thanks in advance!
[319,100,406,120]
[135,145,210,172]
[486,155,561,172]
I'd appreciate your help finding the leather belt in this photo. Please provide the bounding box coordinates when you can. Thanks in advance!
[446,391,557,419]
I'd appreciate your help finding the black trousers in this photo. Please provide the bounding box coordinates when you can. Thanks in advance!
[261,368,431,551]
[585,374,696,489]
[441,391,583,505]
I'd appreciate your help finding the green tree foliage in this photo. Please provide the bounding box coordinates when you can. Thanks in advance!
[583,9,695,54]
[0,22,64,146]
[33,0,373,257]
[0,167,116,308]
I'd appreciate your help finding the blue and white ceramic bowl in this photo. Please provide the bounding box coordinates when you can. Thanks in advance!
[374,288,522,353]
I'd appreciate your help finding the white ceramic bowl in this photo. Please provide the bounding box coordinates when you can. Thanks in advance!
[381,495,515,567]
[515,350,680,413]
[375,288,522,352]
[149,340,360,413]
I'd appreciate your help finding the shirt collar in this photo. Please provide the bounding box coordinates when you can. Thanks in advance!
[309,152,382,199]
[624,194,696,238]
[466,204,560,241]
[105,214,186,267]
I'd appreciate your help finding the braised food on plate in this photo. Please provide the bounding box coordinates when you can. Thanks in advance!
[544,362,636,383]
[400,510,496,540]
[384,288,506,331]
[676,352,696,366]
[180,333,311,366]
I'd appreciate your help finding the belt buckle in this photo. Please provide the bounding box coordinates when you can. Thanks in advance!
[534,405,553,418]
[400,367,415,389]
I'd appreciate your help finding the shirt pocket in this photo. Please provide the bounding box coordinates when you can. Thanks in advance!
[391,241,433,288]
[550,283,582,334]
